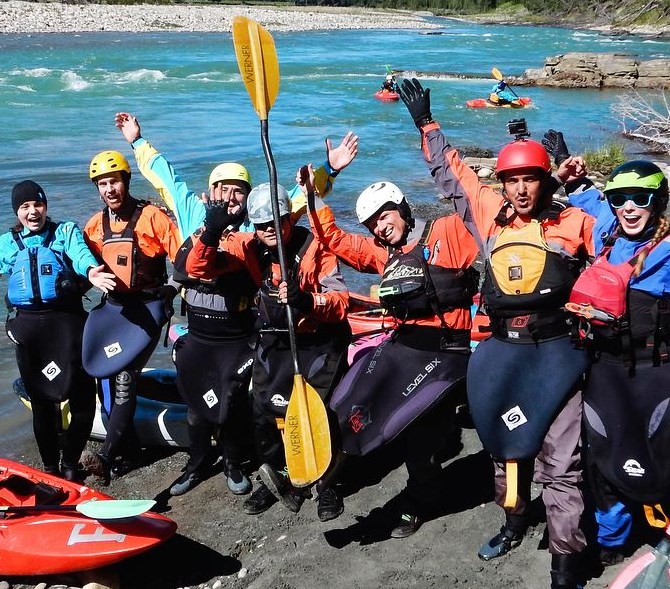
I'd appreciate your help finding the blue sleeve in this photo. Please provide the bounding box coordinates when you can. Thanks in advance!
[132,137,205,240]
[0,231,19,275]
[56,221,100,278]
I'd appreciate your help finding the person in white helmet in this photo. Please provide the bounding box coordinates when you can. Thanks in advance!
[305,167,480,537]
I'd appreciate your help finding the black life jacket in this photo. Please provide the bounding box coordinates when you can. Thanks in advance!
[101,199,167,291]
[378,220,479,321]
[482,202,583,317]
[257,226,314,329]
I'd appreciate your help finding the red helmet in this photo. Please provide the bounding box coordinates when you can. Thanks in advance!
[496,139,552,178]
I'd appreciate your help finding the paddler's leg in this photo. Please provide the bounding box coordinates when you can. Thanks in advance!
[170,408,217,496]
[392,399,459,539]
[535,391,586,589]
[30,397,62,474]
[478,459,532,560]
[60,371,96,481]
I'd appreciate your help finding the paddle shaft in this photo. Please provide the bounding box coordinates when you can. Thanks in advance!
[260,120,301,374]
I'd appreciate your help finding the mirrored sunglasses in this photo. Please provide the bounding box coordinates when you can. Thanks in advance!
[607,191,655,209]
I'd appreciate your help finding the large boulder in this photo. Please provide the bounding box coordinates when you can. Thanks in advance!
[515,52,670,89]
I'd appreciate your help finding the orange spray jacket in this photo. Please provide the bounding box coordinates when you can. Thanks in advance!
[420,122,595,316]
[307,202,479,330]
[185,226,349,332]
[84,199,180,292]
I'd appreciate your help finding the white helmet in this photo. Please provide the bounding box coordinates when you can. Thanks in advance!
[247,182,291,225]
[355,181,406,224]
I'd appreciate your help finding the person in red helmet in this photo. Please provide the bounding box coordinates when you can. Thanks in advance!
[399,78,595,589]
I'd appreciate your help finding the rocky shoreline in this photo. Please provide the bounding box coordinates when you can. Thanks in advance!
[0,1,438,33]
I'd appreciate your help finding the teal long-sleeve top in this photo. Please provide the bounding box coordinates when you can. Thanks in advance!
[0,221,99,278]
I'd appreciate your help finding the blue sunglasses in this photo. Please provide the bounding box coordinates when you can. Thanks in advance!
[607,191,655,209]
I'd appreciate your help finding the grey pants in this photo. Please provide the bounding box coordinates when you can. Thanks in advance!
[493,391,586,555]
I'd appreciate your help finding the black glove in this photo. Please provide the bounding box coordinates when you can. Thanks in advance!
[542,129,571,166]
[201,201,237,246]
[399,78,433,128]
[285,278,313,314]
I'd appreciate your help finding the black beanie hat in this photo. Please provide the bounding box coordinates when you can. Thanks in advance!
[12,180,47,214]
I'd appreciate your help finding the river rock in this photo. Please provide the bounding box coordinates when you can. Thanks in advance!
[511,52,670,89]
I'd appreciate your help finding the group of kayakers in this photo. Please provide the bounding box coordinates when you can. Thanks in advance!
[5,74,670,589]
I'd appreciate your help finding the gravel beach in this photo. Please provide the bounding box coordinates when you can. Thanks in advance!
[0,1,438,33]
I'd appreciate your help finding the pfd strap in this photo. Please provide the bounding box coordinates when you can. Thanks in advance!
[643,503,669,528]
[504,460,518,509]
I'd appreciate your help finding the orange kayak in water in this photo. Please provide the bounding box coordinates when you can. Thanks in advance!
[374,89,400,102]
[466,96,532,108]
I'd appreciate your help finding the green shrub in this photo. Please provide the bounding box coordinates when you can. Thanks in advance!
[584,142,625,176]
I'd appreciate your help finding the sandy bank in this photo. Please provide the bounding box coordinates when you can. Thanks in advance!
[0,1,439,33]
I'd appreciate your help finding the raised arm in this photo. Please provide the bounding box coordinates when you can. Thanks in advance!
[115,112,204,241]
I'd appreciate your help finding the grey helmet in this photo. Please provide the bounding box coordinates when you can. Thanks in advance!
[247,182,291,224]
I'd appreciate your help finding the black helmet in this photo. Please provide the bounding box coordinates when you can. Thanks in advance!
[604,160,669,214]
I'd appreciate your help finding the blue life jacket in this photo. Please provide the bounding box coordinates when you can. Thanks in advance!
[7,223,78,309]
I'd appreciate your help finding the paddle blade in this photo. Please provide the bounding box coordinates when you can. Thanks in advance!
[284,375,332,487]
[232,16,280,121]
[76,499,156,520]
[492,67,503,81]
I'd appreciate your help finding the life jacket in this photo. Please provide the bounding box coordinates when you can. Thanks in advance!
[378,220,479,321]
[482,203,582,317]
[172,230,257,337]
[566,242,654,327]
[257,226,314,329]
[7,222,80,309]
[101,200,167,292]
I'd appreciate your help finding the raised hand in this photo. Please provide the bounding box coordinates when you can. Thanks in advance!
[115,112,141,144]
[557,156,588,185]
[542,129,571,166]
[88,264,116,294]
[326,131,359,172]
[399,78,433,128]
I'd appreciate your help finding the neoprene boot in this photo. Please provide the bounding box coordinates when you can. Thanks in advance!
[550,553,584,589]
[478,513,528,561]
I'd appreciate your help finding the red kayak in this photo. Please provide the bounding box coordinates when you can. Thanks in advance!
[466,96,532,108]
[374,89,400,102]
[0,459,177,575]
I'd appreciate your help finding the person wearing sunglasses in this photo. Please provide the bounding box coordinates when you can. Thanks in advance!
[557,151,670,568]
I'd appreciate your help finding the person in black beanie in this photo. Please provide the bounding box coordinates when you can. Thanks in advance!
[1,180,115,480]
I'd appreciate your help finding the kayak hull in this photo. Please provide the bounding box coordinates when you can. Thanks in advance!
[374,89,400,102]
[466,96,532,108]
[0,458,177,575]
[14,368,190,449]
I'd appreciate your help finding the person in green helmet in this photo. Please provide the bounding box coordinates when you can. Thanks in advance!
[552,138,670,567]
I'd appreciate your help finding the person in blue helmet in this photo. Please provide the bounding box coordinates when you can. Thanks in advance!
[545,129,670,568]
[113,113,357,498]
[1,180,115,480]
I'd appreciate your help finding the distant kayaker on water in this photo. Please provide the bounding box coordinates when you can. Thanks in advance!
[80,149,180,484]
[381,74,398,93]
[305,172,479,538]
[489,79,518,106]
[400,77,595,589]
[1,180,115,481]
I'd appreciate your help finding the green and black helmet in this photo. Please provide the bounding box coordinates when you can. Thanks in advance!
[604,160,669,213]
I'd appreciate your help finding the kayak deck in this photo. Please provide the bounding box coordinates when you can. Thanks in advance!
[466,96,532,108]
[0,459,177,575]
